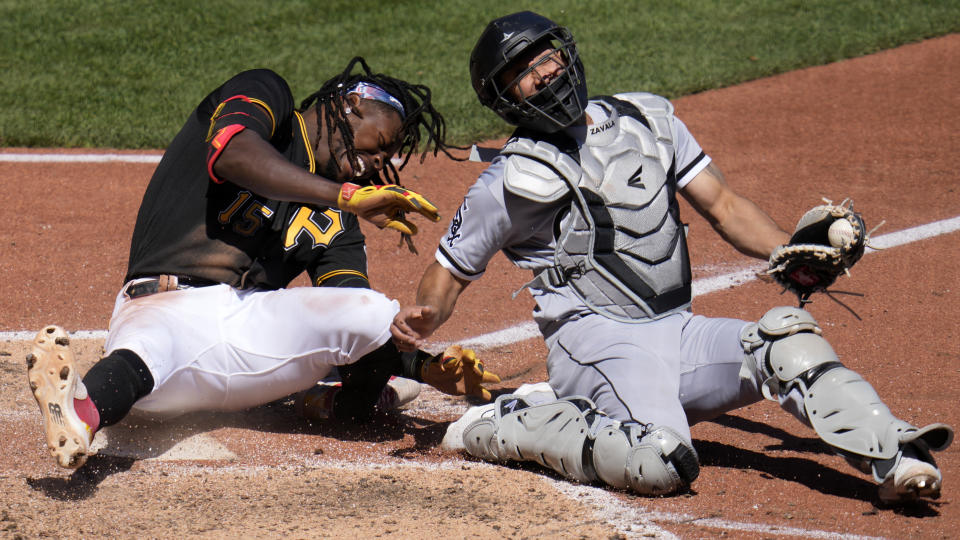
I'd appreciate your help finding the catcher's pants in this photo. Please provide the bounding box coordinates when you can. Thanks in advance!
[104,280,398,416]
[545,311,767,444]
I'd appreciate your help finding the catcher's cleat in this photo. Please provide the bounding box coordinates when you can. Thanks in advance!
[877,445,943,504]
[441,399,495,452]
[26,326,97,469]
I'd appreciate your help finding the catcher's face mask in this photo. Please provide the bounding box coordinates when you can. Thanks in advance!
[470,11,588,133]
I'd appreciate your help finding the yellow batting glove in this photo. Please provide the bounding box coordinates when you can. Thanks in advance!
[421,345,501,402]
[337,183,440,235]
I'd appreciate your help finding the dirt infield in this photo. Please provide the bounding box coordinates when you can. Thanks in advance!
[1,34,958,539]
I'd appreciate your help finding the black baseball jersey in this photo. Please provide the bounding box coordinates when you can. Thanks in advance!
[125,69,369,290]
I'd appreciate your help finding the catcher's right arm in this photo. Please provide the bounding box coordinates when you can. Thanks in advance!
[767,199,869,303]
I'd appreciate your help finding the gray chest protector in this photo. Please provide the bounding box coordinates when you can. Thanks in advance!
[504,93,691,322]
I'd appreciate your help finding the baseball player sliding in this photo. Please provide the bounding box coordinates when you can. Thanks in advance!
[27,57,499,469]
[391,11,953,504]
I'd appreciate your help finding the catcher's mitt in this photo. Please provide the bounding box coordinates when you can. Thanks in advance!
[768,199,868,303]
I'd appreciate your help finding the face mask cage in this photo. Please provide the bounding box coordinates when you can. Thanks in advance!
[490,32,587,132]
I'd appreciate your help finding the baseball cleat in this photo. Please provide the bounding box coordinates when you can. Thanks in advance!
[877,446,942,503]
[26,326,96,469]
[295,381,341,421]
[441,401,495,452]
[376,376,421,411]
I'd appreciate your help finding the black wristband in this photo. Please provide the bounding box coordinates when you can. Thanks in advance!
[400,350,434,382]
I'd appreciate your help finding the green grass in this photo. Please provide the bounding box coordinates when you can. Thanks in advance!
[1,0,957,148]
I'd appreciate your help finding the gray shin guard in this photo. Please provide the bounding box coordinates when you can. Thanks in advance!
[462,393,699,495]
[741,307,954,462]
[463,394,598,482]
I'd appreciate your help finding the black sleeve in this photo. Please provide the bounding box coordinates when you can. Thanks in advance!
[307,212,371,289]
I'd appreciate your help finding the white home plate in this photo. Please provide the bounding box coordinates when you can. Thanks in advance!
[90,414,236,461]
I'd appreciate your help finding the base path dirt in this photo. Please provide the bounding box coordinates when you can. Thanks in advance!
[1,34,958,539]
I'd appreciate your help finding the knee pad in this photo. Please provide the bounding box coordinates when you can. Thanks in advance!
[463,393,699,495]
[740,306,823,400]
[740,306,944,460]
[592,423,699,495]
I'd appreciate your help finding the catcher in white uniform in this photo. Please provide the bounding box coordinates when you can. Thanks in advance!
[391,11,953,503]
[27,58,499,470]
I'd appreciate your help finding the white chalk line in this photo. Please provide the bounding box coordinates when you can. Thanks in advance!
[2,329,105,342]
[0,152,162,163]
[550,481,886,540]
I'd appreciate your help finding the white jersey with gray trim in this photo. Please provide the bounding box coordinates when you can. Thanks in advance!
[437,94,711,327]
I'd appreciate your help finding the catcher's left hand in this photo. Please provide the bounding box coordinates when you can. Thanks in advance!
[767,198,868,302]
[421,345,501,401]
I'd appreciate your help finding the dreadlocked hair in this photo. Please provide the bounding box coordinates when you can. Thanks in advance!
[299,56,463,186]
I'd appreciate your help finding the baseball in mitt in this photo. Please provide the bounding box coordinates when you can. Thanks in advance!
[768,198,868,303]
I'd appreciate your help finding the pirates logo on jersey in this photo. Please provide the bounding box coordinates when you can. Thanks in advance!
[218,192,344,250]
[284,207,345,251]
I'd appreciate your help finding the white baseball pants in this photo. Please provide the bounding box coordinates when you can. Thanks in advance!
[544,311,764,444]
[104,280,398,416]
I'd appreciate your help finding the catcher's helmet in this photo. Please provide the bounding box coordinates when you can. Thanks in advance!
[469,11,587,133]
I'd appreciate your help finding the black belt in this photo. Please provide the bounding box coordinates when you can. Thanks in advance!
[124,275,219,299]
